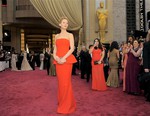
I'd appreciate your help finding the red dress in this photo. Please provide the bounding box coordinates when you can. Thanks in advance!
[54,39,77,114]
[91,49,107,91]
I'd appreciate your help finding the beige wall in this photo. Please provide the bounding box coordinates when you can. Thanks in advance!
[111,0,126,43]
[7,0,15,22]
[11,27,21,53]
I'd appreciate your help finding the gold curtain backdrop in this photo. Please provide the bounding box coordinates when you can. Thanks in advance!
[30,0,83,31]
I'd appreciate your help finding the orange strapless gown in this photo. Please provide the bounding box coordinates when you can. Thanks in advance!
[91,49,107,91]
[54,39,77,114]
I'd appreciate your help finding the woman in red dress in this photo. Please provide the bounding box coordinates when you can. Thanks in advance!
[89,38,107,91]
[53,17,77,114]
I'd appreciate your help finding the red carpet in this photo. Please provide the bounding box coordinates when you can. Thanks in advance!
[0,68,150,116]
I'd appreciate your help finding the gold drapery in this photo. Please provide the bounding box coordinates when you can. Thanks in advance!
[30,0,83,31]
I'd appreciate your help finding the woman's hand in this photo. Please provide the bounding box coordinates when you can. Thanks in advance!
[121,60,124,68]
[130,49,133,53]
[55,56,61,63]
[60,57,66,63]
[98,60,102,64]
[57,57,66,64]
[144,69,149,72]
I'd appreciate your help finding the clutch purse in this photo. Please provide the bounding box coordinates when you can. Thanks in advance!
[94,61,99,65]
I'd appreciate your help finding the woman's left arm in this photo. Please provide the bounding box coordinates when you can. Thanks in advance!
[116,50,120,59]
[98,50,105,64]
[131,48,142,57]
[62,33,74,60]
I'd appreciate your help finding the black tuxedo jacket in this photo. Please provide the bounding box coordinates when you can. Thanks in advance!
[143,41,150,69]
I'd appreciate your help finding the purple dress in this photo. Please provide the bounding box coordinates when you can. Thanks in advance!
[125,49,141,93]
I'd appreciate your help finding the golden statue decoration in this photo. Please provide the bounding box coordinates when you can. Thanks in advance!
[96,1,108,42]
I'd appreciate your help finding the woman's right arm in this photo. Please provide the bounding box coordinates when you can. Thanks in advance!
[53,35,60,62]
[107,51,110,59]
[89,46,94,54]
[116,50,120,59]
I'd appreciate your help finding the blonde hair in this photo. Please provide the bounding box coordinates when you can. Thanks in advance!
[59,16,69,23]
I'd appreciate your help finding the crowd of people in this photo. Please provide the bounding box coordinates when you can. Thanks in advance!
[76,30,150,104]
[0,48,56,76]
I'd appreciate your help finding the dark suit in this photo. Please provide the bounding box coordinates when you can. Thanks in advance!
[103,48,109,81]
[86,51,92,82]
[143,41,150,69]
[44,52,51,75]
[29,54,35,70]
[142,41,150,101]
[16,54,23,70]
[79,50,87,79]
[79,50,92,82]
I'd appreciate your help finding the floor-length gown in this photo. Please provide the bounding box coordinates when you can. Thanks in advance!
[53,39,77,114]
[21,52,32,71]
[126,50,141,94]
[39,53,44,70]
[91,49,107,91]
[11,54,18,71]
[106,49,119,87]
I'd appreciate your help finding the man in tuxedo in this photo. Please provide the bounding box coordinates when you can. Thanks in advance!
[45,48,51,75]
[143,29,150,101]
[79,45,92,82]
[79,46,88,79]
[16,52,23,70]
[143,30,150,72]
[86,45,92,82]
[29,51,35,70]
[103,44,109,82]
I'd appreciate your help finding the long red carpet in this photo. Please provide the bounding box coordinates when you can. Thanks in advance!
[0,68,150,116]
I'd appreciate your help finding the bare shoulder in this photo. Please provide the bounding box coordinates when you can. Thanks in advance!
[68,32,73,37]
[54,34,59,40]
[115,49,119,53]
[67,32,74,40]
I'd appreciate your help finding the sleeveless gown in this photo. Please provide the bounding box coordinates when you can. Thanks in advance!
[21,52,32,71]
[125,49,141,93]
[54,39,77,114]
[106,49,119,87]
[91,49,107,91]
[11,54,18,71]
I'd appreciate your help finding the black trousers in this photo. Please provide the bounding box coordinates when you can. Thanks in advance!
[46,64,50,75]
[104,65,109,82]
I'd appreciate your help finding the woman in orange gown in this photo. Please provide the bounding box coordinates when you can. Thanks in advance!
[53,17,77,114]
[89,38,107,91]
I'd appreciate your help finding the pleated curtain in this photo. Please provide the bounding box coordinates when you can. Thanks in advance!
[30,0,83,31]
